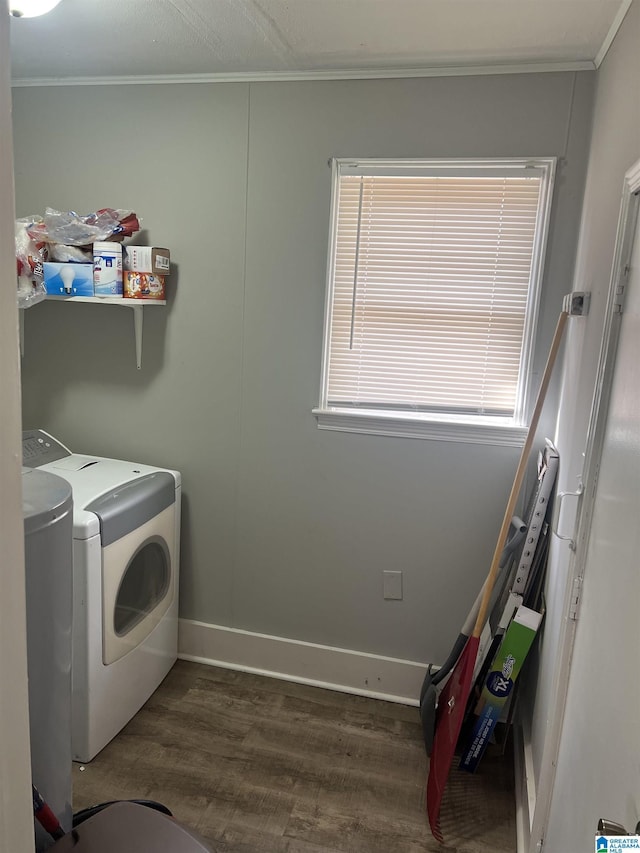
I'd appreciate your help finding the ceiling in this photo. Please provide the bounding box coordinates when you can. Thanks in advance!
[9,0,632,84]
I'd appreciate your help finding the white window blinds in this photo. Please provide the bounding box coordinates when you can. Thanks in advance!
[322,160,555,426]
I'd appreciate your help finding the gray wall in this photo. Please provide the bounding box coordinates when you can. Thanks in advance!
[13,71,593,665]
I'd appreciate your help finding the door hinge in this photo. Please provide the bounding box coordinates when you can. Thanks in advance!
[614,264,631,313]
[536,838,544,852]
[568,576,583,621]
[614,283,626,313]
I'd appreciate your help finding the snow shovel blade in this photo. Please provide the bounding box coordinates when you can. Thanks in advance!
[426,635,478,842]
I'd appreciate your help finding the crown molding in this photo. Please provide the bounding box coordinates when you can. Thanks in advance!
[594,0,634,68]
[11,60,596,88]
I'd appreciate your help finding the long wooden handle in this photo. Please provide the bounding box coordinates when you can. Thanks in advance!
[472,311,569,638]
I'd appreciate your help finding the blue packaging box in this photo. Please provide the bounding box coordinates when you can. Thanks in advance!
[44,263,94,297]
[460,605,542,772]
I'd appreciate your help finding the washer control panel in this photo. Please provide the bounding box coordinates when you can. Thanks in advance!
[22,429,71,467]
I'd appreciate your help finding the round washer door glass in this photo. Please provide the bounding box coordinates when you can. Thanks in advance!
[114,537,170,637]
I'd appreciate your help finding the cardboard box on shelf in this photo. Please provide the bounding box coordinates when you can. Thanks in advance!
[124,246,170,275]
[123,271,165,300]
[43,263,94,297]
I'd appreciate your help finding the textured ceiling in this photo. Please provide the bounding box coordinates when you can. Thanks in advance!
[9,0,629,83]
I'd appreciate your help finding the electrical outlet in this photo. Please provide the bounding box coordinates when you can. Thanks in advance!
[383,570,403,600]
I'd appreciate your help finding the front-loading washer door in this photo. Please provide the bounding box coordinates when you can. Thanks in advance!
[101,504,175,665]
[86,473,177,666]
[113,534,170,638]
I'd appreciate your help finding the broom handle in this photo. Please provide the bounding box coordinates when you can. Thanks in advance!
[472,311,569,638]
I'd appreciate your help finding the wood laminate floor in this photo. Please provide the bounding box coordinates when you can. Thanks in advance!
[72,661,516,852]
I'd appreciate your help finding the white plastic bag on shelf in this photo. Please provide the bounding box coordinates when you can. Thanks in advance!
[48,243,93,263]
[26,207,141,246]
[16,217,47,309]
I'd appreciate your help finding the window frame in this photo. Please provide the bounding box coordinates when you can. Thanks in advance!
[313,157,557,446]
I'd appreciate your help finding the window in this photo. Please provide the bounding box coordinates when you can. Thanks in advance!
[314,158,556,445]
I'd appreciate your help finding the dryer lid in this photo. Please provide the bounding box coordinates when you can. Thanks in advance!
[85,472,175,546]
[49,455,100,472]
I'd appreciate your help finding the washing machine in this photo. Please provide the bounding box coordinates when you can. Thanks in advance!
[23,429,182,764]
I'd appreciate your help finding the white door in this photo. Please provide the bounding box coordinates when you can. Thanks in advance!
[542,169,640,851]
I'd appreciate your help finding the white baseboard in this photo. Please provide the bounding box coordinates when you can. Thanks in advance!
[178,619,427,706]
[513,719,536,853]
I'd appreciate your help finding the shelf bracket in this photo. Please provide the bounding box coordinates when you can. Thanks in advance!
[19,296,164,369]
[19,309,25,358]
[132,305,143,369]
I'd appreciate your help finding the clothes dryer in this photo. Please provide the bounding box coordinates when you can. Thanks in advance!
[23,430,181,763]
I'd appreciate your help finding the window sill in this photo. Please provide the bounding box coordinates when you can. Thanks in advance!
[312,407,528,447]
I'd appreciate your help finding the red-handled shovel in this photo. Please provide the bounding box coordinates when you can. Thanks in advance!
[426,310,569,842]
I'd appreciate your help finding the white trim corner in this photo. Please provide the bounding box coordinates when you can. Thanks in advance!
[513,720,537,853]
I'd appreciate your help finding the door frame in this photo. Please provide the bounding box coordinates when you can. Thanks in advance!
[0,3,36,851]
[527,157,640,852]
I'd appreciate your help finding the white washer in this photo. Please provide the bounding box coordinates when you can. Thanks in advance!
[23,429,181,763]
